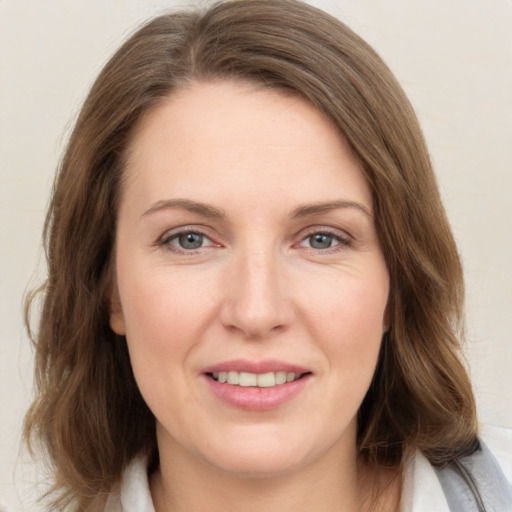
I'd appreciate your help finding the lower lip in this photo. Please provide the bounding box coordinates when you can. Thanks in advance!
[203,374,311,411]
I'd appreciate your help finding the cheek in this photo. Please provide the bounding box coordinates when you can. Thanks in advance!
[302,269,389,368]
[116,271,208,408]
[116,263,224,389]
[118,266,207,338]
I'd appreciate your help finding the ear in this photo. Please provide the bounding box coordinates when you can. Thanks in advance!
[382,295,392,334]
[109,285,126,335]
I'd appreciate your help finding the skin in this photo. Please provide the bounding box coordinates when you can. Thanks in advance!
[110,81,396,511]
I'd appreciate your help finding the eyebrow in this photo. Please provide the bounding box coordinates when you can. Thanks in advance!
[290,200,372,219]
[141,199,225,219]
[141,198,372,220]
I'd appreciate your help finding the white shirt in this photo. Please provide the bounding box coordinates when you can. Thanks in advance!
[105,425,512,512]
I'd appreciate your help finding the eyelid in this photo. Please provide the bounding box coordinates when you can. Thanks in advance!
[157,225,220,252]
[299,225,352,240]
[295,226,353,251]
[155,224,353,254]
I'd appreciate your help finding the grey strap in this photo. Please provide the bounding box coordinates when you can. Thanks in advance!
[435,440,512,512]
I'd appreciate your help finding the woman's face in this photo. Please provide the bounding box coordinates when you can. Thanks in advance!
[111,81,389,478]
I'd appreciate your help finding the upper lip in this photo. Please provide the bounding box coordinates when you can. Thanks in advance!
[201,359,312,375]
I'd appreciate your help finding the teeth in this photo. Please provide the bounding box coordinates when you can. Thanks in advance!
[257,372,275,387]
[275,371,287,385]
[211,371,302,387]
[227,371,239,385]
[239,372,257,386]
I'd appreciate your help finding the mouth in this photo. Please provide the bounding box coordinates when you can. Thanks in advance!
[201,361,312,410]
[207,370,311,388]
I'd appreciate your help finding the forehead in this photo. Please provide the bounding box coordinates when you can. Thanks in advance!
[122,80,372,213]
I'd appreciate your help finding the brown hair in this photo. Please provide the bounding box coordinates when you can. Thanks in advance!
[24,0,478,509]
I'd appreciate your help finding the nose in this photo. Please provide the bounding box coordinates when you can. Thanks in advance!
[219,248,294,340]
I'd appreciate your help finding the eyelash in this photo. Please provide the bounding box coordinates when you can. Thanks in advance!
[158,228,216,254]
[157,227,352,254]
[297,228,352,253]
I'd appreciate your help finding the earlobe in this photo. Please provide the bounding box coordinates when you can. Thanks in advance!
[383,315,390,334]
[110,309,126,335]
[382,300,392,334]
[109,288,126,335]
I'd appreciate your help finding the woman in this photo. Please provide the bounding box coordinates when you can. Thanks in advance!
[23,0,511,511]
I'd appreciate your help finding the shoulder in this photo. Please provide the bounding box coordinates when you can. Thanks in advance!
[400,425,512,512]
[437,424,512,511]
[480,423,512,481]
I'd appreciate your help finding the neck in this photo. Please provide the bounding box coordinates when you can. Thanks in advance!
[151,461,360,512]
[149,433,400,512]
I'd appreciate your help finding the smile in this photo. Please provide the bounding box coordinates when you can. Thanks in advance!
[202,360,313,410]
[209,371,305,387]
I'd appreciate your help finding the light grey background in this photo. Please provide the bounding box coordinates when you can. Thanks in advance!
[1,1,511,510]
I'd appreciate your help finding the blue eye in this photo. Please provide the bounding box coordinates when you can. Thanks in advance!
[299,231,348,251]
[162,231,213,251]
[175,232,205,249]
[308,233,336,249]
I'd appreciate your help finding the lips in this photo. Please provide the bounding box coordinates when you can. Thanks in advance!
[202,359,311,375]
[201,359,312,410]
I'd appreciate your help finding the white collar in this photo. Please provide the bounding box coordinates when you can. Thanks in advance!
[104,456,155,512]
[400,450,450,512]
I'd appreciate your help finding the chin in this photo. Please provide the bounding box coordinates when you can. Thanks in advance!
[192,425,330,479]
[206,447,308,479]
